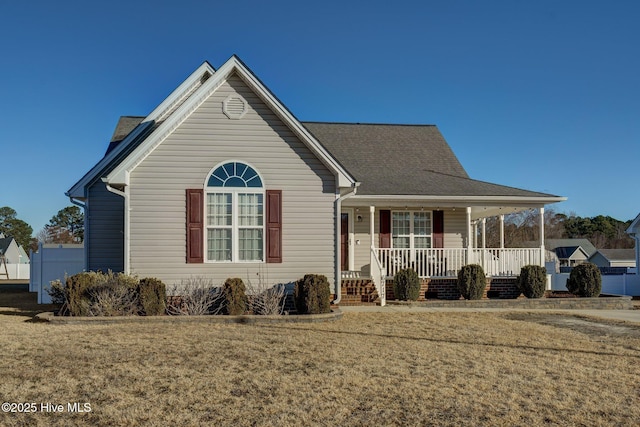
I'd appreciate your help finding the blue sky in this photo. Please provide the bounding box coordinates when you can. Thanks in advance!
[1,0,639,233]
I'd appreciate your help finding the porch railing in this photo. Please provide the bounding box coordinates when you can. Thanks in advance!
[377,248,541,278]
[370,248,386,306]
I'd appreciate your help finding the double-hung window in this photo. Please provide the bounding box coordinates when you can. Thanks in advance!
[206,162,264,262]
[392,211,432,249]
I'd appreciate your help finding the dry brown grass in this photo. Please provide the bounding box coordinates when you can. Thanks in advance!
[1,290,640,426]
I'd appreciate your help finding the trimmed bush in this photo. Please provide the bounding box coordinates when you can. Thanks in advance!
[224,278,248,315]
[566,263,602,297]
[86,271,139,316]
[138,278,167,316]
[517,265,547,299]
[393,268,420,301]
[294,274,331,314]
[457,264,486,300]
[65,272,99,316]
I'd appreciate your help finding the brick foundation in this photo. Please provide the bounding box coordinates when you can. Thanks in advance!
[384,277,522,301]
[339,279,379,306]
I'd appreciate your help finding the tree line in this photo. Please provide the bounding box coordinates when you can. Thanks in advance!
[0,206,84,254]
[483,210,634,249]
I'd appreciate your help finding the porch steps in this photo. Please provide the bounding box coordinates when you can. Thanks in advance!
[340,279,380,306]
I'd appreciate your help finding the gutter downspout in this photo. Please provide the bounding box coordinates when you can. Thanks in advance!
[103,180,130,275]
[68,196,87,270]
[334,183,359,305]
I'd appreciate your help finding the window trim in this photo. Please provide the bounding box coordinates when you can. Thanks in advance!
[204,161,265,263]
[390,210,433,250]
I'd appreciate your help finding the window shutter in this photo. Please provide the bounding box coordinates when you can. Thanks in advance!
[186,189,204,263]
[265,190,282,263]
[379,210,391,248]
[433,210,444,248]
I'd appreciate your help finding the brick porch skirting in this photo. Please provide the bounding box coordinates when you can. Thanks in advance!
[385,277,521,301]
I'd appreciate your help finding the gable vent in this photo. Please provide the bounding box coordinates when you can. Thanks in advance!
[223,94,248,119]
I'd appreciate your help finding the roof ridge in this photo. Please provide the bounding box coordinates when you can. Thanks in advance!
[302,121,437,127]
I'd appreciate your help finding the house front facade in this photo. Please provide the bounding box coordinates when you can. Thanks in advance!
[67,56,565,305]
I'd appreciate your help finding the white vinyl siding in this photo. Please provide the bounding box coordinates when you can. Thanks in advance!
[128,73,336,287]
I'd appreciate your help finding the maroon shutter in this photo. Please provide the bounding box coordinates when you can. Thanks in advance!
[433,210,444,248]
[265,190,282,263]
[186,189,204,263]
[379,210,391,248]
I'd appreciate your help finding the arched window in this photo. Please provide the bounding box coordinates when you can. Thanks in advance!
[205,161,264,262]
[207,162,263,188]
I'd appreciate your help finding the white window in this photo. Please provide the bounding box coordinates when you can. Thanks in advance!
[392,211,432,249]
[206,162,264,262]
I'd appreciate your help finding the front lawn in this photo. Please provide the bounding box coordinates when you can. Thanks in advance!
[1,291,639,426]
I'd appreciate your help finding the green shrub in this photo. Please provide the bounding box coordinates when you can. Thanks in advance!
[566,263,602,297]
[65,272,99,316]
[47,279,66,305]
[457,264,486,300]
[393,268,420,301]
[294,274,331,314]
[224,278,248,315]
[517,265,547,299]
[138,278,167,316]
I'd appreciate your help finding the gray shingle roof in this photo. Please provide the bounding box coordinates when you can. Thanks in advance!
[302,122,558,198]
[106,116,145,155]
[102,118,561,199]
[595,248,636,261]
[545,239,597,258]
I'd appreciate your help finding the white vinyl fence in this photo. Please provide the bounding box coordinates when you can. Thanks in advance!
[1,263,30,280]
[550,272,640,296]
[30,243,84,303]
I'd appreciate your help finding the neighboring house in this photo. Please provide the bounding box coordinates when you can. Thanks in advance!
[0,233,29,264]
[544,238,597,259]
[0,233,30,280]
[552,246,590,267]
[537,238,600,268]
[588,249,636,269]
[626,214,640,273]
[66,55,565,303]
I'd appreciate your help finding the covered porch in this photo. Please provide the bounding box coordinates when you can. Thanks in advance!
[339,201,554,306]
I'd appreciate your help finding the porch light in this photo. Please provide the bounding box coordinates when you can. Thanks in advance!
[357,215,363,222]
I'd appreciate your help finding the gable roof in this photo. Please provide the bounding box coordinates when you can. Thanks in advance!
[71,56,356,194]
[553,246,588,259]
[0,237,13,255]
[626,212,640,235]
[545,238,597,258]
[592,248,636,262]
[106,116,145,155]
[69,56,563,206]
[303,122,561,199]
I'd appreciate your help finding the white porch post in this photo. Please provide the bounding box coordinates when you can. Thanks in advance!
[499,214,505,249]
[539,207,545,266]
[369,206,375,249]
[473,221,478,248]
[481,218,486,249]
[466,207,472,265]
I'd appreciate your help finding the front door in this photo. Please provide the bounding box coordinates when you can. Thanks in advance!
[341,213,349,271]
